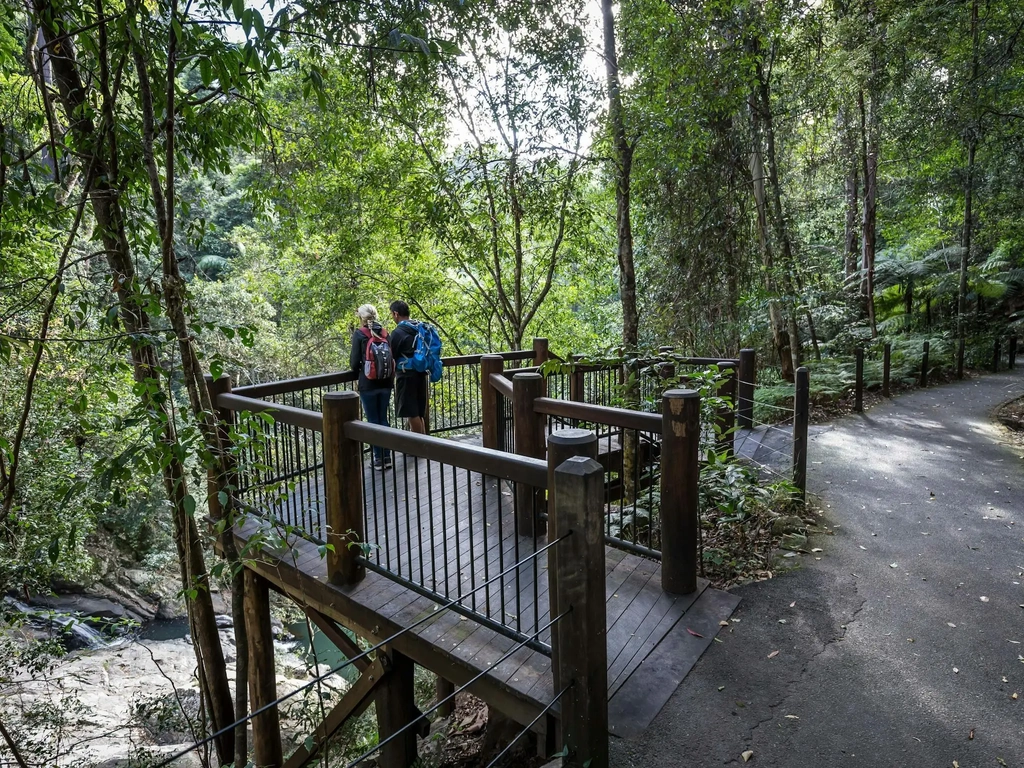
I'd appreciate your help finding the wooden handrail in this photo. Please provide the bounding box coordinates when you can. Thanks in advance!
[344,421,548,488]
[234,370,356,398]
[234,349,536,399]
[533,397,662,433]
[215,393,324,432]
[489,372,513,400]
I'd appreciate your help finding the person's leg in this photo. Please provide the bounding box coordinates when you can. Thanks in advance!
[359,391,382,465]
[373,389,393,465]
[408,375,428,434]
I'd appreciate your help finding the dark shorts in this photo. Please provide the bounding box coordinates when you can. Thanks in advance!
[395,374,428,419]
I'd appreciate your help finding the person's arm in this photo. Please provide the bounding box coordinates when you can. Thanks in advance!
[349,329,363,373]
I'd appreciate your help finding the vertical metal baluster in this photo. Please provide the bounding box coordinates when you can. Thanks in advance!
[403,451,413,581]
[483,470,491,621]
[452,463,462,599]
[512,482,522,636]
[439,458,449,597]
[271,419,282,521]
[467,468,476,613]
[369,437,382,569]
[427,457,437,591]
[414,454,424,587]
[497,475,506,631]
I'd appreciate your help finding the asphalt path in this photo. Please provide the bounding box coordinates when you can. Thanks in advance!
[611,367,1024,767]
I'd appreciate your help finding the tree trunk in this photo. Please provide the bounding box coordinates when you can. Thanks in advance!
[34,5,235,762]
[959,0,980,355]
[602,0,639,350]
[844,164,859,279]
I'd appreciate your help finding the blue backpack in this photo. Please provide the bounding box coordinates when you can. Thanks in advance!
[397,320,443,383]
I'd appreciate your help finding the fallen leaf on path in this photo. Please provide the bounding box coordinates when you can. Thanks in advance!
[784,714,799,719]
[890,563,899,568]
[980,596,990,602]
[778,619,788,624]
[720,620,729,626]
[1002,677,1008,683]
[859,545,867,550]
[718,686,725,691]
[741,750,754,762]
[790,601,796,608]
[1013,692,1019,700]
[968,729,974,740]
[768,650,780,659]
[997,758,1007,767]
[811,548,822,553]
[953,667,959,673]
[686,628,704,638]
[948,623,957,628]
[953,761,960,768]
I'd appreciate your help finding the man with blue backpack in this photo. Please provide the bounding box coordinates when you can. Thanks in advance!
[388,300,443,435]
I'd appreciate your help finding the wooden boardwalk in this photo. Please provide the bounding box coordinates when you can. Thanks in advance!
[240,435,740,734]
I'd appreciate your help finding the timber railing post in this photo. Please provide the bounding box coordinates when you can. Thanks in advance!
[957,337,966,379]
[513,372,547,536]
[323,392,364,586]
[481,355,504,451]
[533,337,550,366]
[854,347,864,413]
[547,428,598,693]
[551,455,609,768]
[716,363,736,458]
[882,342,892,398]
[1010,336,1018,369]
[737,348,756,429]
[661,390,700,594]
[921,341,930,388]
[793,367,810,501]
[993,337,1001,373]
[245,569,283,768]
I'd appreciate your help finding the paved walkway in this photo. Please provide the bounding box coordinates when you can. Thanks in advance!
[611,368,1024,767]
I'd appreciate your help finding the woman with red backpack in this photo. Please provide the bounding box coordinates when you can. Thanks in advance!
[349,304,395,469]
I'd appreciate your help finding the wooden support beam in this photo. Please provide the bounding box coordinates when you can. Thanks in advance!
[661,390,700,595]
[435,675,455,718]
[532,337,550,366]
[882,342,892,398]
[716,363,736,457]
[546,428,597,693]
[793,367,810,500]
[513,372,547,536]
[551,456,609,768]
[323,392,364,586]
[245,569,283,768]
[736,348,756,429]
[303,607,369,673]
[376,646,419,768]
[481,355,504,451]
[283,658,388,768]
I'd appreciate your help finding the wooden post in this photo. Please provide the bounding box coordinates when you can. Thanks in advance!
[435,676,455,719]
[882,343,892,398]
[737,348,756,429]
[854,347,864,413]
[481,355,504,451]
[793,367,810,501]
[993,337,1001,373]
[513,372,547,537]
[547,428,598,692]
[569,362,585,404]
[920,341,930,388]
[1010,336,1018,369]
[551,456,608,768]
[323,392,364,586]
[245,569,283,768]
[715,363,736,457]
[661,390,700,595]
[376,646,418,768]
[533,337,550,366]
[957,336,966,379]
[658,345,674,354]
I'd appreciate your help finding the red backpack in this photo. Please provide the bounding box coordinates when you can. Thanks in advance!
[361,327,395,380]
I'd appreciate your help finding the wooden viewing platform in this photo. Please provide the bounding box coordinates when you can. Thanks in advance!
[206,341,803,767]
[234,454,740,738]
